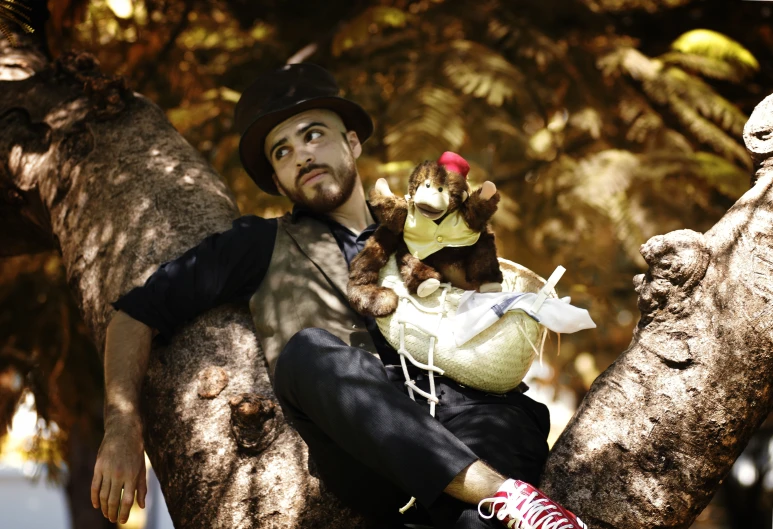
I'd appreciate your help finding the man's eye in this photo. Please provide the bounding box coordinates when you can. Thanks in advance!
[275,147,289,160]
[307,130,323,141]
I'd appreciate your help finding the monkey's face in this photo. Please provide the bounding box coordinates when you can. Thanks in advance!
[409,161,469,222]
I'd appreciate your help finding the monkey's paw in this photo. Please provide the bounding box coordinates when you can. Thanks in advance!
[374,178,394,197]
[480,181,497,201]
[479,282,503,293]
[417,278,440,298]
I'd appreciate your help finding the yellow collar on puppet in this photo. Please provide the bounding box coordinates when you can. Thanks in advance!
[403,202,480,260]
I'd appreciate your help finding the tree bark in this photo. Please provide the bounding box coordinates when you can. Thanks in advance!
[0,27,364,529]
[540,94,773,528]
[4,12,773,529]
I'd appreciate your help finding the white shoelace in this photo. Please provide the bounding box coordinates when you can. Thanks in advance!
[478,484,576,529]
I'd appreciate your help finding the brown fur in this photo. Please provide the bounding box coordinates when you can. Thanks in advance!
[348,160,503,318]
[348,226,402,317]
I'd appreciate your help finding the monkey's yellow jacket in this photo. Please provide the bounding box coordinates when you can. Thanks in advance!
[403,202,481,260]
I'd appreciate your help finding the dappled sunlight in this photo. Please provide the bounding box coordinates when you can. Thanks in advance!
[1,0,772,526]
[45,98,90,129]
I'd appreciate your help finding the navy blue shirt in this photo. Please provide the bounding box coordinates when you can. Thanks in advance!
[110,205,399,364]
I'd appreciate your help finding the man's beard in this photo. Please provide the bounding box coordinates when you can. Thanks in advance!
[279,156,358,214]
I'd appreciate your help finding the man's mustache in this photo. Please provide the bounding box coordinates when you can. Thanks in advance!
[297,164,332,184]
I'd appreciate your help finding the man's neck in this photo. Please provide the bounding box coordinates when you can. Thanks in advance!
[326,180,374,235]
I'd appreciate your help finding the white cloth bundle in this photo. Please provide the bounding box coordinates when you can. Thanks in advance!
[452,291,597,347]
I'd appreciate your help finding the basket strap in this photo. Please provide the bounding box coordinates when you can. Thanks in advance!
[396,284,451,515]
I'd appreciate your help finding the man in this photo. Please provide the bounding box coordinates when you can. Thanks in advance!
[90,63,587,528]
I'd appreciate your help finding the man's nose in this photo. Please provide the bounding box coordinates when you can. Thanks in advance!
[295,147,315,167]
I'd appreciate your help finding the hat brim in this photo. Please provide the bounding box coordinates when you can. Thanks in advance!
[239,96,374,195]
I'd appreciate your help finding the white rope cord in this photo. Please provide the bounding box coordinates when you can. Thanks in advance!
[397,283,451,514]
[392,275,553,515]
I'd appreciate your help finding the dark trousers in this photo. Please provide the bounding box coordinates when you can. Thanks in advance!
[273,328,551,528]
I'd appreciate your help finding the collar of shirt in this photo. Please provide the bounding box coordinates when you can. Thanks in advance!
[290,203,378,267]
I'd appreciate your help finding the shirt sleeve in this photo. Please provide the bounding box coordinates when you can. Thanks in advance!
[110,215,278,344]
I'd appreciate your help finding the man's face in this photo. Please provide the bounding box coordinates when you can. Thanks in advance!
[264,108,362,213]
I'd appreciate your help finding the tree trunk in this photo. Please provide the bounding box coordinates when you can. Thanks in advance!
[540,93,773,528]
[3,13,773,529]
[0,25,364,529]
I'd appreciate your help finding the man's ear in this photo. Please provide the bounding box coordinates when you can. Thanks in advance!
[346,130,362,159]
[271,173,287,197]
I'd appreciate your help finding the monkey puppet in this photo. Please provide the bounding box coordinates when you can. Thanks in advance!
[348,152,503,318]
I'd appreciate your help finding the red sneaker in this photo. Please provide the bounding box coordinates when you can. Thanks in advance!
[478,479,588,529]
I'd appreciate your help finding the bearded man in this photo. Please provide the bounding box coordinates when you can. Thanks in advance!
[90,63,586,529]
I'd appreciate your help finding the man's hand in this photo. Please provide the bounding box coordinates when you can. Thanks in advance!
[91,417,147,524]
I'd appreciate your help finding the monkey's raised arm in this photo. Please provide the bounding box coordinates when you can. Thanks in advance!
[369,178,409,233]
[460,183,500,232]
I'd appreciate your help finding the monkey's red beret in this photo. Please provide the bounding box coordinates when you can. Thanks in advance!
[437,151,470,179]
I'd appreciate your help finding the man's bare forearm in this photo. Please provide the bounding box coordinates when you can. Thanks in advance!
[103,311,154,430]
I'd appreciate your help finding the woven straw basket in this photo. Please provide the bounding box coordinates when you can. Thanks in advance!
[376,256,556,394]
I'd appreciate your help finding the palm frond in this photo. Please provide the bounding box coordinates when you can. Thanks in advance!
[580,0,695,13]
[331,6,412,57]
[664,67,748,136]
[515,29,567,70]
[670,29,759,74]
[660,52,754,83]
[597,47,661,81]
[661,91,750,168]
[617,92,662,143]
[638,66,749,164]
[571,150,645,263]
[637,151,749,199]
[0,0,34,47]
[383,85,466,162]
[601,47,749,166]
[443,40,525,106]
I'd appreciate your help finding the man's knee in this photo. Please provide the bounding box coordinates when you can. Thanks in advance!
[275,328,339,383]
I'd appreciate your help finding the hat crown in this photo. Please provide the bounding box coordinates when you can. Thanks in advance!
[234,63,341,135]
[437,151,470,178]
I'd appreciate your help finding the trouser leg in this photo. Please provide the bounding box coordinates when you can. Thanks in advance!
[273,328,479,509]
[422,380,551,528]
[292,416,422,527]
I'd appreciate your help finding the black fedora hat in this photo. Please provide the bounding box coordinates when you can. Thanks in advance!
[234,63,374,195]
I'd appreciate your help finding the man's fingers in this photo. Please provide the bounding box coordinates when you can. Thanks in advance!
[107,478,123,523]
[137,466,148,509]
[120,482,136,524]
[90,466,103,509]
[99,477,111,519]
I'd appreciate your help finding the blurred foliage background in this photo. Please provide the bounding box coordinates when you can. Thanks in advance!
[1,0,772,526]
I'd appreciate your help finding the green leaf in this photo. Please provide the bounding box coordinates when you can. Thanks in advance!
[332,6,412,57]
[670,29,759,73]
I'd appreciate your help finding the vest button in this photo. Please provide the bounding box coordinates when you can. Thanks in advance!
[358,343,366,348]
[436,236,443,242]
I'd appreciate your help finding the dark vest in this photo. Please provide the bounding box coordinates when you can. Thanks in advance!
[248,213,378,378]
